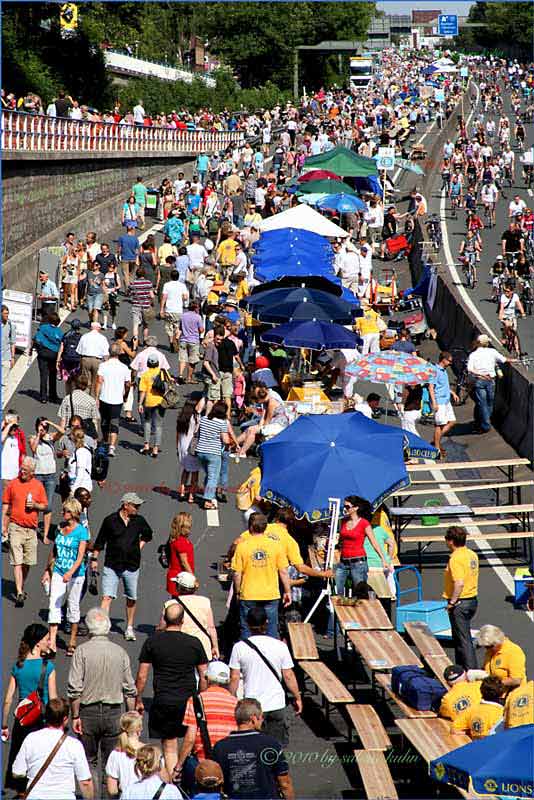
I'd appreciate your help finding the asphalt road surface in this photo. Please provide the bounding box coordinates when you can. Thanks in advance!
[3,128,534,800]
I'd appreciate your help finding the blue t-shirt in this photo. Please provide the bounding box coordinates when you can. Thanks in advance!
[434,365,451,405]
[186,194,201,214]
[35,323,64,353]
[197,154,209,172]
[118,234,140,262]
[164,217,185,245]
[11,658,55,704]
[53,523,90,578]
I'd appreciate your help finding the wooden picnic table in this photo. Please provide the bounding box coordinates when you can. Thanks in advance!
[388,504,472,550]
[404,622,452,687]
[287,622,319,660]
[355,751,398,800]
[333,598,393,632]
[375,673,436,719]
[307,547,394,600]
[395,718,471,763]
[348,629,422,673]
[406,457,530,477]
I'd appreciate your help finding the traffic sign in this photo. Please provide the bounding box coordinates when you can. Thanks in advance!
[460,66,468,78]
[438,14,458,37]
[434,88,446,103]
[377,147,395,171]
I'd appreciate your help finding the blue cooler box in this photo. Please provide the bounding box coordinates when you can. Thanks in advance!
[514,568,534,607]
[396,600,449,633]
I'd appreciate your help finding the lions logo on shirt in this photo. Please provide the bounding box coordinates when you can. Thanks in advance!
[454,697,470,713]
[471,718,482,734]
[252,549,267,564]
[470,559,477,570]
[515,694,529,708]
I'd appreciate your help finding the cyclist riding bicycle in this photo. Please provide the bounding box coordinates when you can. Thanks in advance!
[449,175,463,217]
[499,283,526,331]
[501,221,525,271]
[515,121,525,148]
[481,180,499,227]
[459,230,481,285]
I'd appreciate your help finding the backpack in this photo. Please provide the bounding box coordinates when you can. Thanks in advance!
[90,443,109,482]
[391,666,446,711]
[61,331,82,366]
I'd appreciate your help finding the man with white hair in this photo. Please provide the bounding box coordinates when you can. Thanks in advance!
[67,607,137,794]
[76,322,110,398]
[174,660,238,794]
[2,456,48,607]
[466,334,508,433]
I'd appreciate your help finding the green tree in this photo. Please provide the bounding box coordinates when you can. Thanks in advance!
[461,2,534,58]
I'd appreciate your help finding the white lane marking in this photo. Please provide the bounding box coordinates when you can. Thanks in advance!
[206,508,220,527]
[424,465,533,624]
[2,220,164,408]
[439,83,502,348]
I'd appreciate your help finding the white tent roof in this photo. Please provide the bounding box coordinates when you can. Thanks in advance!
[260,204,349,238]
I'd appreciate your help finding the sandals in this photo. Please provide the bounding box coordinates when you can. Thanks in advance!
[140,446,150,455]
[203,500,217,510]
[66,645,76,657]
[187,493,195,504]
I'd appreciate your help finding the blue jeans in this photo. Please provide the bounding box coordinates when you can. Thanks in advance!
[197,451,222,500]
[472,377,495,432]
[335,560,369,596]
[35,474,56,513]
[240,599,279,639]
[219,449,230,490]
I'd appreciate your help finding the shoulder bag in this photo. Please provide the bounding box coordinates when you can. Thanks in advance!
[152,782,167,800]
[174,597,214,651]
[192,693,213,759]
[21,732,68,800]
[242,638,285,688]
[15,661,47,728]
[152,369,170,396]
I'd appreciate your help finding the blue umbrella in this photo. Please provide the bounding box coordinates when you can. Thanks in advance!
[245,287,357,324]
[317,193,367,214]
[260,412,428,520]
[260,320,361,351]
[430,725,534,799]
[251,275,343,296]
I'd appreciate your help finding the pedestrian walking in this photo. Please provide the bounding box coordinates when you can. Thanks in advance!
[91,493,153,641]
[138,355,167,458]
[34,312,64,404]
[67,607,137,792]
[135,601,208,776]
[76,322,110,398]
[2,456,48,607]
[95,342,131,457]
[466,334,508,433]
[120,745,182,799]
[105,711,145,798]
[428,352,459,458]
[228,607,302,747]
[443,526,479,670]
[2,304,17,395]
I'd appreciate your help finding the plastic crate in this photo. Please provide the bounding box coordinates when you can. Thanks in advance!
[514,567,534,607]
[396,600,449,633]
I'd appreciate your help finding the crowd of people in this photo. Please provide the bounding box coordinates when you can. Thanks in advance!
[2,49,533,800]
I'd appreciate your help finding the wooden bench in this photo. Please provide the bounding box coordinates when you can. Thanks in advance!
[355,750,398,800]
[407,457,530,474]
[333,598,393,632]
[394,479,533,500]
[404,623,452,687]
[300,661,354,726]
[395,718,470,763]
[287,622,319,661]
[348,630,422,673]
[375,673,437,719]
[345,704,392,749]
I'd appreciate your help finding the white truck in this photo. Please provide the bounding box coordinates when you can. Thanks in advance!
[349,56,374,90]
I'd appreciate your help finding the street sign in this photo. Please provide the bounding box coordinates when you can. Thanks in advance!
[438,14,458,37]
[3,290,33,351]
[460,66,468,78]
[434,88,446,103]
[377,147,395,171]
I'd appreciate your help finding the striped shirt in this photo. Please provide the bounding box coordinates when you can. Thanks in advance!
[129,278,153,309]
[182,686,238,759]
[196,417,228,455]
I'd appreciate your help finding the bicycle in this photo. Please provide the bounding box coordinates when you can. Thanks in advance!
[449,346,470,405]
[501,320,523,358]
[519,279,533,315]
[459,253,477,289]
[450,194,461,219]
[503,164,513,188]
[426,215,442,252]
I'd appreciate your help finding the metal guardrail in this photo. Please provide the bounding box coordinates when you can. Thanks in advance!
[1,110,244,155]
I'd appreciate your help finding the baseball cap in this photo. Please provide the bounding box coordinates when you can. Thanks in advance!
[121,492,145,506]
[147,356,159,367]
[195,760,224,788]
[477,334,490,345]
[444,664,465,683]
[206,660,231,684]
[172,571,197,589]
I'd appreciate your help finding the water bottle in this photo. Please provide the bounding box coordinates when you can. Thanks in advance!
[344,574,353,599]
[25,492,33,510]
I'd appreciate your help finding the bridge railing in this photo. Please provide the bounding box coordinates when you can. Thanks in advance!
[1,110,243,155]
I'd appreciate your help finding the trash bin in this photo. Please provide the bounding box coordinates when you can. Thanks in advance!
[145,188,159,219]
[421,499,441,527]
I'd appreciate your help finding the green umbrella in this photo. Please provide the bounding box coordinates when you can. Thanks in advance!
[395,157,426,176]
[298,178,357,196]
[304,145,379,178]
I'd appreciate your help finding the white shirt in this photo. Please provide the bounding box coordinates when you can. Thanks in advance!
[162,280,188,314]
[97,359,131,405]
[1,435,20,480]
[12,728,91,800]
[467,347,506,378]
[229,635,294,713]
[133,104,145,124]
[87,242,101,263]
[121,775,182,799]
[354,401,373,418]
[337,251,360,281]
[105,749,138,793]
[509,199,526,216]
[68,446,93,493]
[500,292,521,318]
[174,179,186,198]
[76,330,109,359]
[481,185,498,203]
[186,243,208,270]
[70,107,82,120]
[254,187,266,209]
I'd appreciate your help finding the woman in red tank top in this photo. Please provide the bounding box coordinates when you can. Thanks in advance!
[335,496,388,596]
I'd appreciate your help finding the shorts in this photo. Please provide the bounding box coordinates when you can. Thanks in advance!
[164,312,182,338]
[205,377,222,402]
[178,341,200,364]
[101,566,139,600]
[132,307,153,328]
[100,401,122,434]
[9,522,38,567]
[87,294,104,312]
[220,371,234,399]
[435,402,456,426]
[149,701,187,740]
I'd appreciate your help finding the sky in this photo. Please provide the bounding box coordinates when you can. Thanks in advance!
[376,1,473,15]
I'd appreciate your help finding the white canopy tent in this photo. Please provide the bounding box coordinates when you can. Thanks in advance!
[260,203,349,238]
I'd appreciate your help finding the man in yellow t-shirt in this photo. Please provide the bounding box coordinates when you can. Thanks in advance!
[231,513,290,639]
[138,356,165,456]
[440,664,482,725]
[453,677,504,739]
[216,235,239,268]
[476,624,527,690]
[443,526,479,670]
[504,680,534,728]
[355,305,382,355]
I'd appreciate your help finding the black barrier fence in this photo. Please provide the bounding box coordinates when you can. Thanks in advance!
[408,220,534,463]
